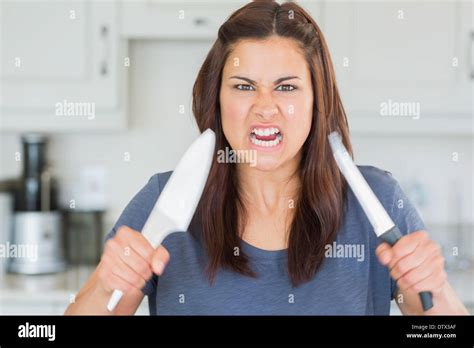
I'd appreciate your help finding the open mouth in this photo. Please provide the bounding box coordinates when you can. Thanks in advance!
[249,127,283,148]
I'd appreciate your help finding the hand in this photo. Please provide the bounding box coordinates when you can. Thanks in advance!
[97,225,170,295]
[376,230,447,297]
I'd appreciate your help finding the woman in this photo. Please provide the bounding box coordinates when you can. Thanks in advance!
[66,0,468,315]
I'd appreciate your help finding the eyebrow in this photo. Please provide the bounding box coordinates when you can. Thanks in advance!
[229,75,301,85]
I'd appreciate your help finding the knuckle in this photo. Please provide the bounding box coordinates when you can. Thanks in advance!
[416,230,428,240]
[403,273,415,286]
[141,244,154,261]
[395,262,408,276]
[376,244,386,254]
[106,238,120,253]
[117,226,132,239]
[138,262,151,279]
[412,282,423,293]
[396,277,408,291]
[392,247,404,261]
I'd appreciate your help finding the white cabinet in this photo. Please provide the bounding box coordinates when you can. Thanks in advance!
[119,0,245,39]
[322,0,473,134]
[0,0,127,131]
[2,0,471,134]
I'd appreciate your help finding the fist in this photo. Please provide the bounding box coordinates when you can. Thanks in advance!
[376,230,447,296]
[97,226,170,294]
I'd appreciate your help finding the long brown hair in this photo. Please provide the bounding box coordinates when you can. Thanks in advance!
[191,0,353,287]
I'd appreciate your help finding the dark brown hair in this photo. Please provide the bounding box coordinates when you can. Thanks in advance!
[191,0,353,287]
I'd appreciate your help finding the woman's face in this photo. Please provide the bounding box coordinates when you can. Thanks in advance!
[220,36,314,172]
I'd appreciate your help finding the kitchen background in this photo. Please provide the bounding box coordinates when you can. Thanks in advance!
[0,0,472,315]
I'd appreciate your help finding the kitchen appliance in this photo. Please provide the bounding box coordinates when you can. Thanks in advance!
[328,131,433,311]
[0,191,14,277]
[107,129,216,311]
[64,210,104,265]
[9,134,66,274]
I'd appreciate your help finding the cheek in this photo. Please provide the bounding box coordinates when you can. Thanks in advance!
[220,91,251,145]
[282,94,313,145]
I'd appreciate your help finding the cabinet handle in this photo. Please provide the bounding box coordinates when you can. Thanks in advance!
[100,25,110,77]
[193,17,208,27]
[470,31,474,79]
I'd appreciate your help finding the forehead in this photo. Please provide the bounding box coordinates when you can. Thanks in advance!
[222,36,310,80]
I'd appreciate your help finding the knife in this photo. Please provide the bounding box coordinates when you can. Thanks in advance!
[328,131,433,312]
[107,129,216,311]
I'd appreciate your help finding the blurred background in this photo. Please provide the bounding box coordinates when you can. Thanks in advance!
[0,0,472,315]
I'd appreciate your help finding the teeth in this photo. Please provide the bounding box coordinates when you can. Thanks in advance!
[251,127,280,136]
[250,132,283,147]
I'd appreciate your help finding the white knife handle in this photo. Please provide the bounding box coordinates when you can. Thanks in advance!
[106,210,179,312]
[107,290,124,312]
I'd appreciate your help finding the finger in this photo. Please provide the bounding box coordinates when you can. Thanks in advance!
[403,264,447,295]
[107,271,135,294]
[107,239,153,283]
[151,245,170,275]
[98,256,137,294]
[388,231,428,269]
[376,242,393,266]
[116,226,154,261]
[111,253,147,290]
[390,240,438,280]
[395,254,444,292]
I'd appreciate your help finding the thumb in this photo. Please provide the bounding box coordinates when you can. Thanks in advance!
[151,245,170,276]
[375,242,393,266]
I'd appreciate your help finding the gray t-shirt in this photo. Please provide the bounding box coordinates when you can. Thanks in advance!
[105,165,425,315]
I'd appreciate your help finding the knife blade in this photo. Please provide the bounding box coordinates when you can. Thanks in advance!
[328,131,433,311]
[107,129,215,311]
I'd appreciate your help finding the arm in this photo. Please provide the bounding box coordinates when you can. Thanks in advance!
[65,266,145,315]
[376,230,469,315]
[65,226,169,315]
[396,283,469,315]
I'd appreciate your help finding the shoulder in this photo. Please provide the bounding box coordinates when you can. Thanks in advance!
[105,171,173,239]
[354,164,425,235]
[347,164,425,235]
[355,165,399,209]
[358,165,397,190]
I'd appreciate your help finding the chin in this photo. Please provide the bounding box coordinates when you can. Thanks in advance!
[251,157,282,171]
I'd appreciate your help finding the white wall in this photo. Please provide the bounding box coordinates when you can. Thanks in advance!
[0,40,472,248]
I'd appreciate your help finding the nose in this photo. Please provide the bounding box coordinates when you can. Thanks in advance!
[253,90,278,120]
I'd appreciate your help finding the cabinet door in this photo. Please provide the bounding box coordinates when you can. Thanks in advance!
[1,0,125,131]
[323,0,472,134]
[120,1,245,39]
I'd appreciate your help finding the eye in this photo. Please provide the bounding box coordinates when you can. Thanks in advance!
[275,84,297,92]
[234,84,255,91]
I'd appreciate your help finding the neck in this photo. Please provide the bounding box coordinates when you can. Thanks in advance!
[236,156,301,215]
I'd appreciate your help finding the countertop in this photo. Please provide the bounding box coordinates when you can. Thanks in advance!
[0,266,472,315]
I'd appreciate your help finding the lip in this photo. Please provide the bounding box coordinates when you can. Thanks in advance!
[247,124,282,135]
[247,124,284,152]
